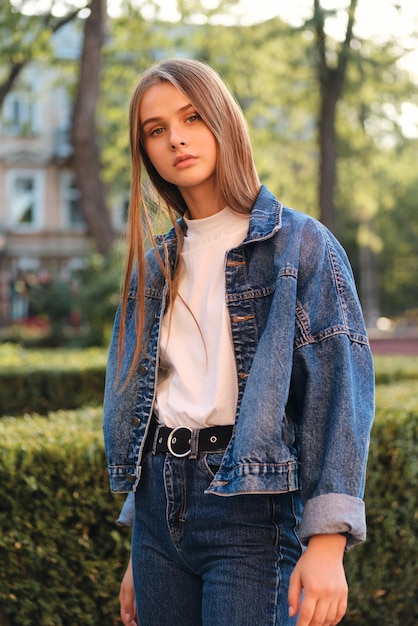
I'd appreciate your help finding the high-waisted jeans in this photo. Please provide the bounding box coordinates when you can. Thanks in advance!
[132,451,303,626]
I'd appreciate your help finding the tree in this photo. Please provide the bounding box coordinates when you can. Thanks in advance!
[310,0,358,234]
[333,15,418,326]
[0,1,87,110]
[71,0,115,255]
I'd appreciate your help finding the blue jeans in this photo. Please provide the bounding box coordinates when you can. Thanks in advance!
[132,451,303,626]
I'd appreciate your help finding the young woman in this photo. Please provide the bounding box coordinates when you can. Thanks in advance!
[103,58,374,626]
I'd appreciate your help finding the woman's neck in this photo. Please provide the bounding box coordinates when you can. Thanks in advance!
[180,184,226,220]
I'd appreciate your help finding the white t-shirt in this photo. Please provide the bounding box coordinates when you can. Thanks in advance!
[154,207,250,429]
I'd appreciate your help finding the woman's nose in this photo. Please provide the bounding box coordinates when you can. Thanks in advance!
[169,128,186,149]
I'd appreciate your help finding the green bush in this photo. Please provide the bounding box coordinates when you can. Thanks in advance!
[373,354,418,384]
[0,407,130,626]
[343,380,418,626]
[74,249,123,348]
[0,345,107,416]
[0,246,123,350]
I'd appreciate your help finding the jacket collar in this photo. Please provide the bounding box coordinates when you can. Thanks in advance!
[155,185,282,248]
[244,185,282,243]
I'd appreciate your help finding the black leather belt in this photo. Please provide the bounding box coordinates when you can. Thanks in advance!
[144,417,233,458]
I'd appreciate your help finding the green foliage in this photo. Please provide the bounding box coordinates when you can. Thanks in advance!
[0,407,130,626]
[75,245,124,347]
[28,279,73,346]
[0,5,51,67]
[375,147,418,316]
[343,379,418,625]
[331,33,418,317]
[0,246,122,350]
[0,345,107,416]
[0,2,84,111]
[373,355,418,384]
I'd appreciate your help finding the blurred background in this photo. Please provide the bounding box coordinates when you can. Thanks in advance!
[0,0,417,349]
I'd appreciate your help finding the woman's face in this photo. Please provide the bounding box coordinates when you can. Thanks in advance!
[139,82,218,207]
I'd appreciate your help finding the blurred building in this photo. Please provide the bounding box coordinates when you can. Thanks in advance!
[0,22,124,326]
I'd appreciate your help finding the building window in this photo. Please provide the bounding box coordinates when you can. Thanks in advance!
[61,172,86,229]
[2,90,38,136]
[7,170,44,231]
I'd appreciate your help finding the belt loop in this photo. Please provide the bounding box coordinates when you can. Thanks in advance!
[189,429,199,459]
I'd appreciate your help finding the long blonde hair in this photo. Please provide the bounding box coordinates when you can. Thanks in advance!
[118,58,260,384]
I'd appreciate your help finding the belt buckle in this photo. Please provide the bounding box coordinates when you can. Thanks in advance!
[167,426,193,458]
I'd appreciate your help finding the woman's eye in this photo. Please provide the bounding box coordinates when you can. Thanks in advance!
[187,114,201,123]
[150,127,164,136]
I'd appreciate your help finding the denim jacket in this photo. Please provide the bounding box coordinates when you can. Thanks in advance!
[103,185,374,547]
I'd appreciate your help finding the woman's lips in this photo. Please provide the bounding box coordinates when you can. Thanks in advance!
[173,154,197,168]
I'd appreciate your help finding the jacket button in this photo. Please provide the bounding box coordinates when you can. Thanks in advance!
[131,417,141,427]
[126,473,135,483]
[138,364,148,376]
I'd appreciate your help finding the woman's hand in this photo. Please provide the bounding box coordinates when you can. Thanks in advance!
[288,534,348,626]
[119,556,139,626]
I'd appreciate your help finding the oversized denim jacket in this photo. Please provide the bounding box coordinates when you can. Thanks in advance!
[103,185,375,548]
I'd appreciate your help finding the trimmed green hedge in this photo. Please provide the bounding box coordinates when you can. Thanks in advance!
[1,346,417,417]
[0,345,107,416]
[373,354,418,384]
[342,380,418,626]
[0,408,130,626]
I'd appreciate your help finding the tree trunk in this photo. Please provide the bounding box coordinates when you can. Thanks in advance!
[318,77,339,233]
[359,235,380,328]
[313,0,380,324]
[70,0,114,255]
[313,0,358,234]
[0,62,25,110]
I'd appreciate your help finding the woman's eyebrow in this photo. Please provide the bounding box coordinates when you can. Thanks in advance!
[141,103,195,129]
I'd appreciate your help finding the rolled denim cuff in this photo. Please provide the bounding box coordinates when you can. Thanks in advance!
[300,493,366,550]
[116,491,135,526]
